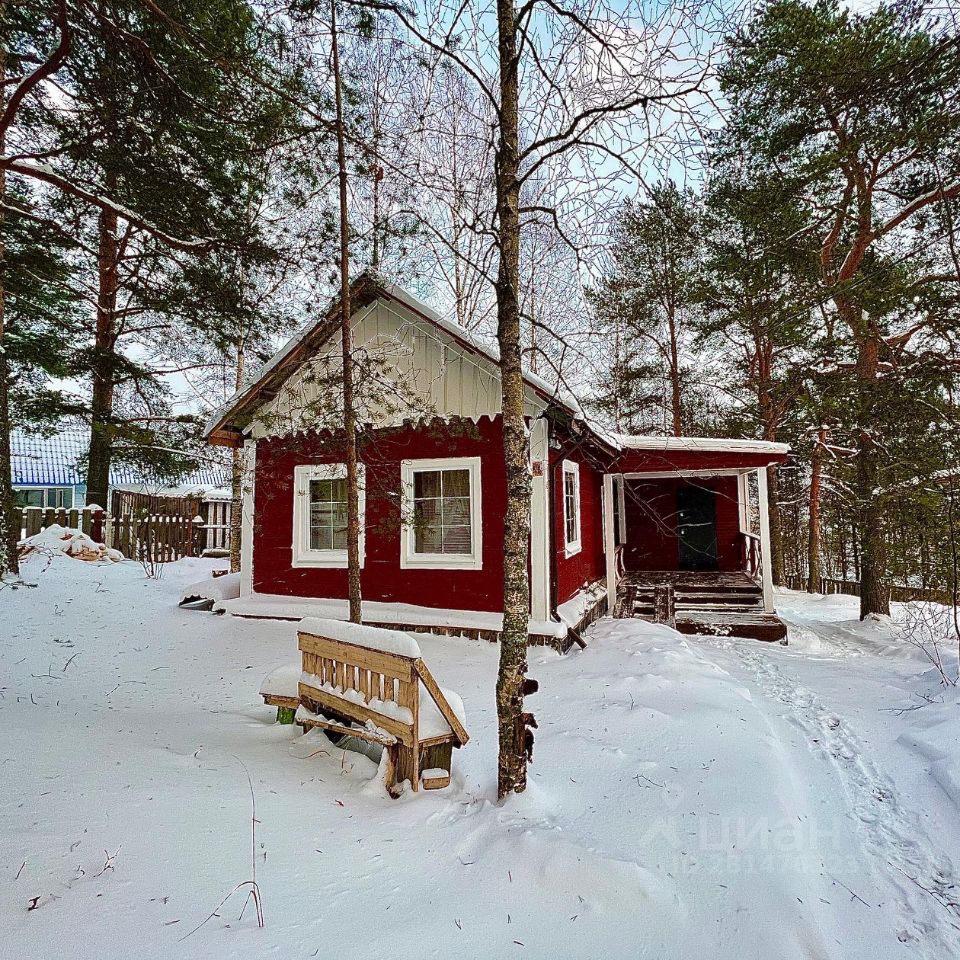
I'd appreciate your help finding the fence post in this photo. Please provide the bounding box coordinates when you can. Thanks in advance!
[12,506,23,543]
[24,507,42,538]
[90,507,106,544]
[191,515,206,558]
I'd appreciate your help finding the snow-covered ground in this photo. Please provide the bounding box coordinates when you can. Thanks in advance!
[2,555,958,959]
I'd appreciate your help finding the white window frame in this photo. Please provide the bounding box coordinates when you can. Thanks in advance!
[400,456,483,570]
[562,459,582,558]
[292,463,364,568]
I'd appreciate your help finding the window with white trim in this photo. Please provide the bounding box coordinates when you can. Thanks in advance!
[292,464,364,568]
[562,460,581,557]
[401,457,482,569]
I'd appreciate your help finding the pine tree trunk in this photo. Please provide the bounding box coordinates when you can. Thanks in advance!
[856,332,889,618]
[807,427,825,593]
[667,306,682,437]
[494,0,530,800]
[0,48,19,577]
[331,0,362,624]
[229,343,245,574]
[86,206,119,510]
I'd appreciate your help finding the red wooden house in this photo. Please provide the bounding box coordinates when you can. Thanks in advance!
[206,274,788,646]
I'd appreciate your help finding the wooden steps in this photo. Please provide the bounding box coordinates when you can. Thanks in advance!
[619,571,787,643]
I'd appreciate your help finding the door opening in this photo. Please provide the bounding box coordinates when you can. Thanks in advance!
[676,484,718,571]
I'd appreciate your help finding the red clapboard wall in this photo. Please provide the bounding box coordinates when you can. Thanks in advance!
[252,417,508,612]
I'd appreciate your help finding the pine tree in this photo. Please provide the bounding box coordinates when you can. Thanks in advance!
[718,0,960,617]
[592,185,702,437]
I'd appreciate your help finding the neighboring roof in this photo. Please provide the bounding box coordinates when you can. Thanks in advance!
[204,271,581,446]
[11,430,228,489]
[615,436,791,456]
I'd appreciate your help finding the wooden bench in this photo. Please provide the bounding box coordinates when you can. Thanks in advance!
[294,618,469,796]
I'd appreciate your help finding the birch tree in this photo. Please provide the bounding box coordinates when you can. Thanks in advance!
[360,0,715,797]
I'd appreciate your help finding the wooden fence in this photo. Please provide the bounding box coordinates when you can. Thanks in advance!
[18,506,107,542]
[17,498,233,564]
[782,574,955,606]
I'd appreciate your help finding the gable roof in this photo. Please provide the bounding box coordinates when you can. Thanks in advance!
[204,271,580,447]
[12,429,229,490]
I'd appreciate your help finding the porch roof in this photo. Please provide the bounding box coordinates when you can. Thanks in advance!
[611,436,789,475]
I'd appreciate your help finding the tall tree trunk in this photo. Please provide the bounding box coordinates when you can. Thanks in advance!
[331,0,362,624]
[855,328,889,617]
[807,427,825,593]
[765,465,784,585]
[666,306,682,437]
[756,342,784,584]
[494,0,530,800]
[229,342,245,573]
[86,206,119,510]
[0,31,19,577]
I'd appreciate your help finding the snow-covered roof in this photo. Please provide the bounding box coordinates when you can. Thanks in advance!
[615,435,791,455]
[12,429,229,489]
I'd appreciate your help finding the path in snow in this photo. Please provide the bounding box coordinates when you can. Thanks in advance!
[700,633,960,956]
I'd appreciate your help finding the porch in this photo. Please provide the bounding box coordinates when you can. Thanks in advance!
[602,438,790,643]
[616,571,787,642]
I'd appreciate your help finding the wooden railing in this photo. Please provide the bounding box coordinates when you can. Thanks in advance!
[740,531,762,581]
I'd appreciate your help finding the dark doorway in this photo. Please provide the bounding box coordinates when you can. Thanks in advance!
[676,484,718,570]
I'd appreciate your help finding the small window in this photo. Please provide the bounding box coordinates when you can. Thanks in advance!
[562,460,581,557]
[292,464,364,568]
[50,487,72,509]
[15,489,43,508]
[401,457,482,569]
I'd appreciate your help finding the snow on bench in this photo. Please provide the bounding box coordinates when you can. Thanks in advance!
[295,620,469,796]
[297,617,422,658]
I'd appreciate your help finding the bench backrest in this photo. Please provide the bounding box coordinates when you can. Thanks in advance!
[298,629,468,748]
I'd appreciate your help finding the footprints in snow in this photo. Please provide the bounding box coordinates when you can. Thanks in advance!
[712,640,960,955]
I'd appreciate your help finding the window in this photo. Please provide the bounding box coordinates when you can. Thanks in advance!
[401,457,482,569]
[562,460,581,557]
[292,464,364,568]
[14,487,72,509]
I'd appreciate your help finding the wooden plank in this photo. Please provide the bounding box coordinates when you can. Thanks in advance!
[421,771,451,790]
[298,632,414,682]
[25,508,42,537]
[262,693,300,710]
[298,681,414,745]
[297,712,396,747]
[414,660,469,746]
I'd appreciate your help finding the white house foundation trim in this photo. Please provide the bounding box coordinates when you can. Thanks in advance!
[755,467,775,612]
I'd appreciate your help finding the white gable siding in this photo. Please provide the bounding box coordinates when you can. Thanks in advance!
[249,299,547,438]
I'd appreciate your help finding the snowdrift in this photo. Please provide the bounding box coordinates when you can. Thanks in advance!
[179,571,241,606]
